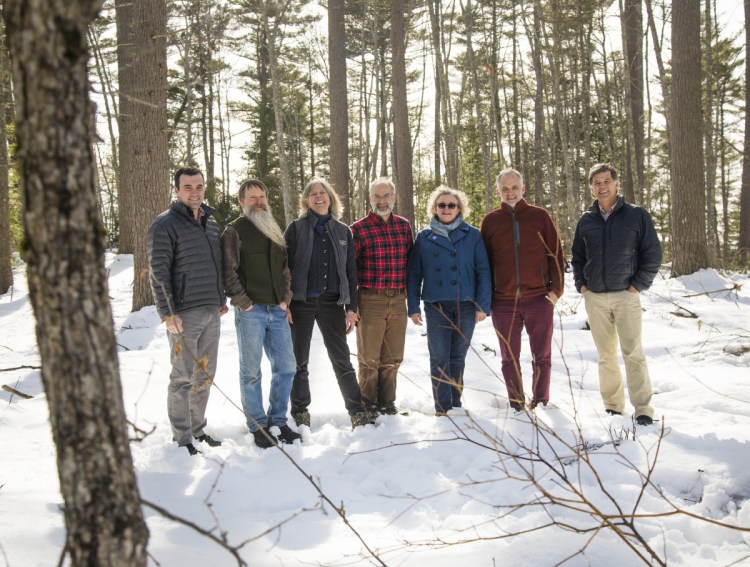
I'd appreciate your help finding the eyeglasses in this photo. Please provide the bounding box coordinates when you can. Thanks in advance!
[437,202,458,210]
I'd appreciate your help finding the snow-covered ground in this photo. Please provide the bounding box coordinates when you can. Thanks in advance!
[1,254,749,566]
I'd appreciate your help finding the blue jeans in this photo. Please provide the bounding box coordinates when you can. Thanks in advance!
[235,304,295,432]
[424,301,477,412]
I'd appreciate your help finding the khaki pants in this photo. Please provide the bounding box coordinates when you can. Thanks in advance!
[584,290,654,417]
[356,289,407,410]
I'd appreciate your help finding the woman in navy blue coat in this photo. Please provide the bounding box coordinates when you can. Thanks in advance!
[407,186,492,414]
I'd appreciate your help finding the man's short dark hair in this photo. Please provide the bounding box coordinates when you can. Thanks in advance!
[588,163,618,185]
[174,167,204,188]
[238,179,268,200]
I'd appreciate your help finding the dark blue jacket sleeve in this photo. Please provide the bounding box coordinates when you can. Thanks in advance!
[632,209,662,291]
[406,233,425,315]
[473,231,492,314]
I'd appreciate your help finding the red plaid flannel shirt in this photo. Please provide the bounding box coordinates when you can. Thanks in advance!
[351,210,414,289]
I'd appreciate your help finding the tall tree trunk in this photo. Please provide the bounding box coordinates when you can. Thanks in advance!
[545,8,576,245]
[428,0,442,185]
[391,0,415,225]
[255,26,272,179]
[490,0,503,177]
[88,26,119,187]
[378,43,389,178]
[719,99,729,261]
[645,0,672,166]
[511,5,521,169]
[703,0,719,260]
[328,0,351,221]
[2,0,149,564]
[263,3,295,223]
[739,0,750,266]
[116,0,170,311]
[308,66,315,176]
[428,0,458,188]
[622,0,644,204]
[0,18,11,295]
[527,0,545,207]
[670,0,711,276]
[463,0,494,212]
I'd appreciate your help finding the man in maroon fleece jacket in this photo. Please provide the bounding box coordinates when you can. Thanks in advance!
[480,168,565,411]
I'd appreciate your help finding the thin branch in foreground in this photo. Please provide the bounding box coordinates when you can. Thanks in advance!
[142,498,248,567]
[2,384,33,399]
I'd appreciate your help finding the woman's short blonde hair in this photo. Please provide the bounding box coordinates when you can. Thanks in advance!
[427,185,471,218]
[299,176,343,220]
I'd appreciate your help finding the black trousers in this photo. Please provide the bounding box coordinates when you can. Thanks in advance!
[289,294,364,415]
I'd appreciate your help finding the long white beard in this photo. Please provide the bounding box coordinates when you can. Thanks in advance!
[244,207,286,249]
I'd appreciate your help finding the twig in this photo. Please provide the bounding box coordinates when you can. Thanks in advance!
[682,284,742,298]
[647,290,700,318]
[142,498,248,567]
[2,384,33,399]
[0,365,41,372]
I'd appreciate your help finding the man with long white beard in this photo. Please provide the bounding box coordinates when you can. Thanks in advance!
[221,179,302,448]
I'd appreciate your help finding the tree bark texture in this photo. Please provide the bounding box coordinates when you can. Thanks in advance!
[428,0,458,188]
[670,0,710,276]
[739,0,750,265]
[263,3,296,224]
[703,0,719,259]
[2,0,149,565]
[0,18,11,294]
[328,0,351,222]
[463,0,494,214]
[391,0,415,226]
[115,0,170,311]
[530,0,545,207]
[622,0,644,204]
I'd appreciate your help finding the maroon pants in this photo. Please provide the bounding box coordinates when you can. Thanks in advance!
[491,295,554,409]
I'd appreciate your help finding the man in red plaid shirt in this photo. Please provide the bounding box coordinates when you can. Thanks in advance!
[351,177,414,416]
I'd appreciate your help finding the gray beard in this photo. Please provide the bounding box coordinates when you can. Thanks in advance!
[244,207,286,249]
[374,205,393,218]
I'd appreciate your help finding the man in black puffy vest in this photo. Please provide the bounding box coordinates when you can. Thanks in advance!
[148,167,227,456]
[571,163,662,426]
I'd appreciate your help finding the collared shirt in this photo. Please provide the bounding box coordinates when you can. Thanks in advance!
[351,210,413,289]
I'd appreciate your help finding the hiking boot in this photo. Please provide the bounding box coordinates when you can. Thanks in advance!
[183,443,200,456]
[380,405,399,416]
[253,427,278,449]
[196,434,222,447]
[606,409,623,416]
[277,424,302,444]
[351,412,369,429]
[293,411,311,427]
[636,415,654,426]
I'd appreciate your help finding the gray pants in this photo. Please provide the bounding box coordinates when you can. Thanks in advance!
[167,305,221,445]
